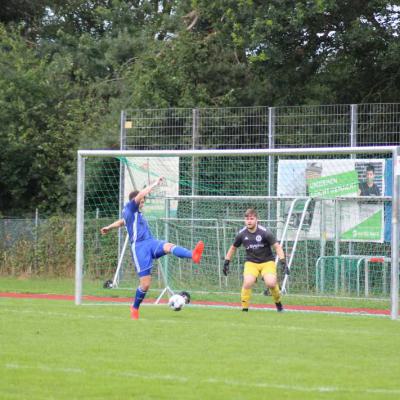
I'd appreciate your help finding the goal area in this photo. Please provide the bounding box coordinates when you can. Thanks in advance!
[75,147,400,319]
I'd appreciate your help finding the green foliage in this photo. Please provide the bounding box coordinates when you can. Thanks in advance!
[0,26,69,213]
[0,25,114,214]
[0,215,120,280]
[0,0,49,33]
[0,1,399,214]
[0,217,75,277]
[121,31,250,108]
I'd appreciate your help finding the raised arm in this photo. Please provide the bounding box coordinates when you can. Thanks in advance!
[100,219,124,235]
[134,176,164,203]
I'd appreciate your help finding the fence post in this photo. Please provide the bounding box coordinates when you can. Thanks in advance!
[350,104,358,150]
[34,208,39,274]
[268,107,276,221]
[319,200,326,259]
[215,220,222,288]
[95,208,100,272]
[334,199,341,293]
[348,105,358,257]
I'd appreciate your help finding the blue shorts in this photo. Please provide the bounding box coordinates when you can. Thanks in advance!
[130,239,167,277]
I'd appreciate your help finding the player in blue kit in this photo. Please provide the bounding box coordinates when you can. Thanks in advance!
[101,176,204,319]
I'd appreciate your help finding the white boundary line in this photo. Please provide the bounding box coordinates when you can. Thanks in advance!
[78,301,391,318]
[0,303,394,323]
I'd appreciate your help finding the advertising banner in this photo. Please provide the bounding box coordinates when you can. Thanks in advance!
[277,159,385,242]
[124,157,179,218]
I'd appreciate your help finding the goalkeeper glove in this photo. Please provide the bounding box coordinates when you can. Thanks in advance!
[223,260,230,276]
[279,259,290,275]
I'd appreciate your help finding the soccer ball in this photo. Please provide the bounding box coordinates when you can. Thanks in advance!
[179,291,191,304]
[168,294,186,311]
[103,279,113,289]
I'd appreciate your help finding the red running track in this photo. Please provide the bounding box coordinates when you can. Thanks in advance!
[0,292,390,316]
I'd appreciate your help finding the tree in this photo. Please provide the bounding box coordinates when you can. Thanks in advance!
[0,1,399,215]
[0,25,111,215]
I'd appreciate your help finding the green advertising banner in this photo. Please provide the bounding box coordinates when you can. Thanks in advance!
[340,210,383,241]
[307,170,359,198]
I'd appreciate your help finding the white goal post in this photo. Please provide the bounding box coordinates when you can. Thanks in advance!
[75,146,400,320]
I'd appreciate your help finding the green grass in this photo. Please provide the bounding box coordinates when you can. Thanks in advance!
[1,296,400,400]
[0,277,76,295]
[0,276,391,310]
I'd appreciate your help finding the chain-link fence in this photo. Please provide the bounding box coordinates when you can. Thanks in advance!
[2,103,400,284]
[122,103,400,150]
[0,216,75,277]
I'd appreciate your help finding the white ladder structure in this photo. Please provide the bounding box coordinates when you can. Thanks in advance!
[278,197,313,294]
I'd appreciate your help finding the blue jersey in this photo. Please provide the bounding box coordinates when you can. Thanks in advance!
[122,199,166,274]
[122,200,153,243]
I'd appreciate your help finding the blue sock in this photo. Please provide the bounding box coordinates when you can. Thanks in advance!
[133,287,147,309]
[171,245,192,259]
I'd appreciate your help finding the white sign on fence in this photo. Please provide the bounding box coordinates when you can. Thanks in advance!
[124,157,180,217]
[277,159,385,242]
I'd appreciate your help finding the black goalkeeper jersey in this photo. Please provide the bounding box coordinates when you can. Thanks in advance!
[233,224,278,263]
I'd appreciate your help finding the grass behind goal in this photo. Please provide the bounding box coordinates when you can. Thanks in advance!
[1,297,400,400]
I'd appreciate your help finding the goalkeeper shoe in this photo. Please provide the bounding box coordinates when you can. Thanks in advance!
[130,305,139,320]
[275,302,284,312]
[192,240,204,264]
[242,308,249,312]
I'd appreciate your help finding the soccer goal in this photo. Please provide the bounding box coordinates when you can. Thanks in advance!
[75,147,400,319]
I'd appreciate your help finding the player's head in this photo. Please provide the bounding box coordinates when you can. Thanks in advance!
[244,208,258,230]
[129,190,139,201]
[129,190,145,209]
[365,164,375,183]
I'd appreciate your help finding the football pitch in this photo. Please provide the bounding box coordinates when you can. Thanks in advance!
[1,297,400,400]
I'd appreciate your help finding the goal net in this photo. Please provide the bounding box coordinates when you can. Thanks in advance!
[75,147,399,317]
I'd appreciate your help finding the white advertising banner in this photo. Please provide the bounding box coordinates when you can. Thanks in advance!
[124,157,179,218]
[277,159,385,242]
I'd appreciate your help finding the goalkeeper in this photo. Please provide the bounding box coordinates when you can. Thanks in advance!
[223,208,288,312]
[100,176,204,320]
